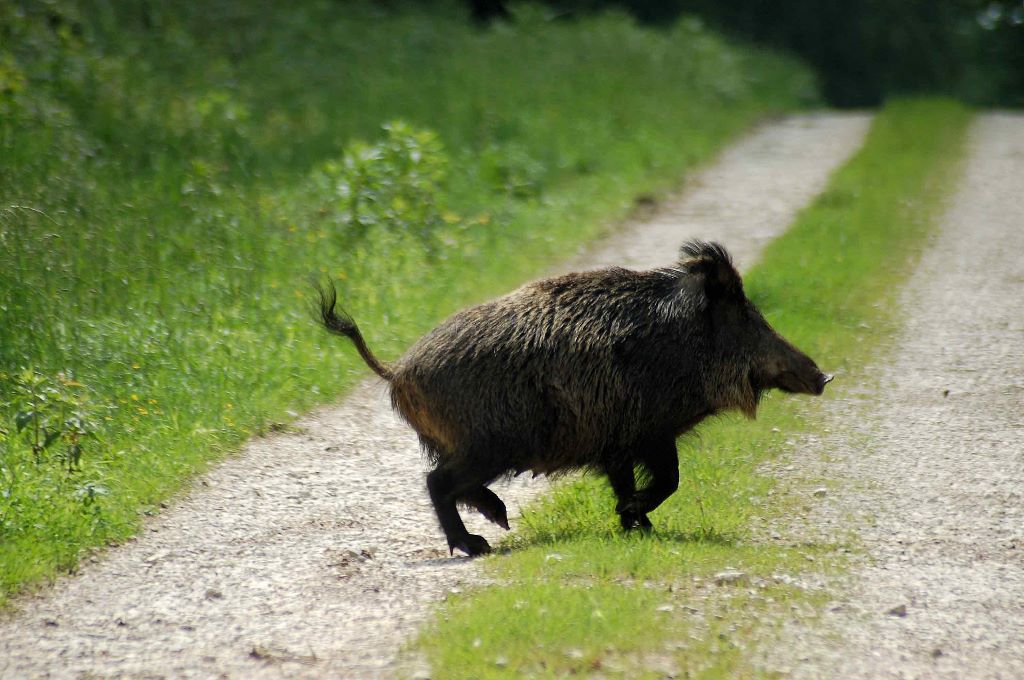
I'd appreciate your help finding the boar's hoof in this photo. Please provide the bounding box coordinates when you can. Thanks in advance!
[470,504,509,530]
[620,512,653,532]
[450,534,492,557]
[487,512,511,531]
[462,489,510,530]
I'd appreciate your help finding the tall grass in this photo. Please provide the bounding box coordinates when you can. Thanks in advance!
[0,1,814,602]
[418,99,971,677]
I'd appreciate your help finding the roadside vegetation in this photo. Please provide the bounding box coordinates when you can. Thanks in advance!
[419,98,971,677]
[0,1,815,603]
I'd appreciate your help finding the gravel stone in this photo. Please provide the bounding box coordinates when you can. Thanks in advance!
[714,570,750,586]
[0,113,870,679]
[887,604,909,618]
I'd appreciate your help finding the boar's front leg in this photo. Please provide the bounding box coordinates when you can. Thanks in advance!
[605,461,652,531]
[618,439,679,522]
[460,486,509,530]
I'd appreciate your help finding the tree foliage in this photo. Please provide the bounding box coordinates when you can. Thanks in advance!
[473,0,1024,106]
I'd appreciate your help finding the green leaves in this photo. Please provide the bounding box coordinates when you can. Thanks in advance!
[13,410,34,434]
[0,369,109,573]
[3,368,100,470]
[309,121,452,256]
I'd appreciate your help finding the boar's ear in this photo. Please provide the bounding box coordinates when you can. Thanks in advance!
[679,240,743,301]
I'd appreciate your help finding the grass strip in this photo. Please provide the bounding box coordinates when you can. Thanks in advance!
[418,98,971,678]
[0,4,813,604]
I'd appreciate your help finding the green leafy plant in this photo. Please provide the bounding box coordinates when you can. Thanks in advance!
[3,368,99,471]
[311,121,451,255]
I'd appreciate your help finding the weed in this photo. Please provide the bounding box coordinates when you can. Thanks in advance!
[2,368,101,471]
[308,121,450,256]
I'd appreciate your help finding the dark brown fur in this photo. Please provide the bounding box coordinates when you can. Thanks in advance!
[316,241,831,556]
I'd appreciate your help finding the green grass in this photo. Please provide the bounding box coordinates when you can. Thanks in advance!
[0,2,815,603]
[417,98,971,677]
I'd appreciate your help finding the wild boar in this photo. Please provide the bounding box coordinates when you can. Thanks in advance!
[316,241,832,556]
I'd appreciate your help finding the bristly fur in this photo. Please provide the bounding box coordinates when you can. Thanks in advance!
[679,240,734,267]
[677,239,744,301]
[313,242,827,556]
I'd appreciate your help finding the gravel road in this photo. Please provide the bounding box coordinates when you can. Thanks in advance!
[0,113,870,679]
[759,113,1024,678]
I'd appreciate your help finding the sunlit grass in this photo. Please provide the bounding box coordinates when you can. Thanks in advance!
[418,98,971,676]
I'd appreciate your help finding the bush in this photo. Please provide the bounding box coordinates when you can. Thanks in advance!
[309,122,451,255]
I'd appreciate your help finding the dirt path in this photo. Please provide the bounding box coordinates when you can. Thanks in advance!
[759,113,1024,678]
[0,113,870,679]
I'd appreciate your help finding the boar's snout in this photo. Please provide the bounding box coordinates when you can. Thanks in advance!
[795,370,834,395]
[764,338,832,396]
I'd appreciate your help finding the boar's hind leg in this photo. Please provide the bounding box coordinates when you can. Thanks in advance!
[426,464,494,557]
[460,487,509,530]
[605,463,652,531]
[620,440,679,521]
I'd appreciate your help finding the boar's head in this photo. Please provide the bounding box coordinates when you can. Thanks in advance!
[680,241,833,418]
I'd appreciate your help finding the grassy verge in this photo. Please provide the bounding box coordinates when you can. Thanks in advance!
[418,98,971,677]
[0,3,814,603]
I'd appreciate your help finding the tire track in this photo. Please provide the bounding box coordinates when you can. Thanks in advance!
[761,113,1024,679]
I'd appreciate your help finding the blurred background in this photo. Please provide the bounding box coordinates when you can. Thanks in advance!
[473,0,1024,106]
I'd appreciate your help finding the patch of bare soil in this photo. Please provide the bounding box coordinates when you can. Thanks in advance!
[757,113,1024,679]
[0,113,869,679]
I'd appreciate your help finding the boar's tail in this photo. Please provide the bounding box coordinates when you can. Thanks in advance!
[314,281,395,382]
